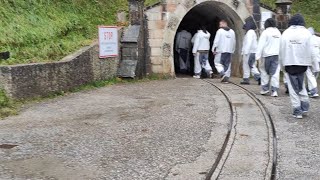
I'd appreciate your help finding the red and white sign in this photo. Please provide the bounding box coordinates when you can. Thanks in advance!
[98,26,118,58]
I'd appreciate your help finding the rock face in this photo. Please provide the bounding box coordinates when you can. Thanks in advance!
[144,0,256,76]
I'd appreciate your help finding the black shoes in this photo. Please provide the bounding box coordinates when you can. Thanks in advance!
[240,81,250,85]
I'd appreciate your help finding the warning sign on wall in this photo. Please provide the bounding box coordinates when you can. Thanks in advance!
[98,26,118,58]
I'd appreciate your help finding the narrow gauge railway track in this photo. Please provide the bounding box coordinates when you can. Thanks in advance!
[202,79,278,180]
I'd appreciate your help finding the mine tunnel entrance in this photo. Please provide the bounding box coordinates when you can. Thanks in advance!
[174,1,244,77]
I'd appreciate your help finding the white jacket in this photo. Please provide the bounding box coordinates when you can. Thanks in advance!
[256,27,281,60]
[311,35,320,62]
[192,30,211,53]
[280,26,313,67]
[175,30,192,50]
[311,35,320,72]
[212,28,236,53]
[191,32,198,45]
[242,29,258,55]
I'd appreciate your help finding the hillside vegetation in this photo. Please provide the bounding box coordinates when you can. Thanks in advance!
[0,0,128,65]
[261,0,320,31]
[145,0,159,6]
[0,0,161,117]
[2,0,316,66]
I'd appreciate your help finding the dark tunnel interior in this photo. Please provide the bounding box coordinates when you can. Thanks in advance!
[174,2,241,76]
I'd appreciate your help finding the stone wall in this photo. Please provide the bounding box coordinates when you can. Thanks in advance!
[145,4,167,74]
[118,0,147,78]
[145,0,253,76]
[0,32,121,99]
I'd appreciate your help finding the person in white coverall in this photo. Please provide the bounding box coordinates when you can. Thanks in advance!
[192,26,213,79]
[212,20,236,83]
[256,18,281,97]
[241,18,261,85]
[191,31,198,45]
[305,27,320,98]
[175,30,192,73]
[280,14,313,119]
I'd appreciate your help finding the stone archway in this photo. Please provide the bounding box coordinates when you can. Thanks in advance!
[156,0,252,77]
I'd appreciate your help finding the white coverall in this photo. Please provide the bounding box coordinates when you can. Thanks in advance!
[175,30,192,71]
[242,29,260,81]
[212,28,236,77]
[256,27,282,92]
[192,30,212,75]
[306,32,320,96]
[191,32,198,45]
[280,26,313,116]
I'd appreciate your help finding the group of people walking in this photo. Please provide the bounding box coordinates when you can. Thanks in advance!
[175,20,236,82]
[175,13,320,119]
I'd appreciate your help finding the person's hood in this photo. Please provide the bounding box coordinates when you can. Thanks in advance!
[264,18,277,29]
[289,13,305,27]
[308,27,315,35]
[198,30,210,39]
[222,27,231,31]
[243,17,257,31]
[182,30,190,33]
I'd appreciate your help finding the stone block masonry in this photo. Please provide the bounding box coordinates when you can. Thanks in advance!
[0,29,122,99]
[144,0,255,76]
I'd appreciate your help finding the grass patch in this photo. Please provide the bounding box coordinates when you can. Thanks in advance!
[0,89,18,118]
[145,0,160,6]
[0,0,162,66]
[0,0,128,65]
[1,0,318,66]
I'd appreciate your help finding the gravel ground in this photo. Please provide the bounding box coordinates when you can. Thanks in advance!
[1,77,319,179]
[0,79,226,180]
[234,78,320,179]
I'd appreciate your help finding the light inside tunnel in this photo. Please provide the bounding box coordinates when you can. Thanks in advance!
[174,1,245,76]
